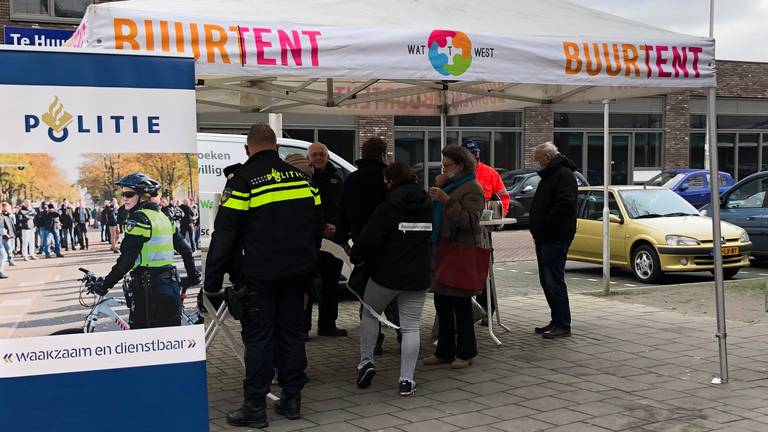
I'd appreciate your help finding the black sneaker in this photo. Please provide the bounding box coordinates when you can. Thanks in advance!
[357,362,376,388]
[226,401,268,428]
[534,322,554,334]
[542,326,572,339]
[399,380,416,396]
[318,327,348,337]
[274,394,301,420]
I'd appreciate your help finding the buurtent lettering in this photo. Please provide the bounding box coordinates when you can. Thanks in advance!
[562,41,705,79]
[112,18,321,67]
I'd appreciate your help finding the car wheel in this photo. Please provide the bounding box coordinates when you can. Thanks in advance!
[711,268,740,280]
[631,245,662,284]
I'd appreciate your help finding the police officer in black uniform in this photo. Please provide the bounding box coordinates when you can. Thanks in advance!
[204,124,322,429]
[93,173,200,329]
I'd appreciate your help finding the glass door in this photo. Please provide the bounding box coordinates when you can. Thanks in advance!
[586,134,631,186]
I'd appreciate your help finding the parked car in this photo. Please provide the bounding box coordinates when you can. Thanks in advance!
[646,169,734,208]
[568,186,751,283]
[700,171,768,258]
[502,169,589,225]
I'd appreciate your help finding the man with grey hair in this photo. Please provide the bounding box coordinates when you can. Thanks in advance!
[529,142,578,338]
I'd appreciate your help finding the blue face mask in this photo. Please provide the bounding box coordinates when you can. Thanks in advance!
[532,161,542,171]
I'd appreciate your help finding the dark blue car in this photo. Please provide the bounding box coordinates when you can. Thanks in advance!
[646,169,734,208]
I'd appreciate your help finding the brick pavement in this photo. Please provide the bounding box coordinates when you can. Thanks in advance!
[206,291,768,431]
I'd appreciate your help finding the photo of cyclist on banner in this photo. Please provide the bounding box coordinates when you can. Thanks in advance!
[92,173,201,329]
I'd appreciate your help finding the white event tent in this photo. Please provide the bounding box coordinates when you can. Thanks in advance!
[69,0,730,380]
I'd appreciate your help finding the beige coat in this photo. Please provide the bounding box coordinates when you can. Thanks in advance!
[431,179,485,298]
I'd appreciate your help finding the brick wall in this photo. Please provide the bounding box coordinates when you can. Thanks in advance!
[357,116,394,159]
[690,61,768,98]
[663,93,690,169]
[522,105,553,168]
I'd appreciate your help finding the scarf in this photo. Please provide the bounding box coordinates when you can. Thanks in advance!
[431,172,476,243]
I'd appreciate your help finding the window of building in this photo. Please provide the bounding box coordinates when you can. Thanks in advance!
[634,133,662,168]
[11,0,91,22]
[394,112,523,187]
[554,113,662,129]
[689,131,767,181]
[318,129,355,164]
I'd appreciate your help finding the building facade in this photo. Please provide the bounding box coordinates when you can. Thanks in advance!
[3,2,767,186]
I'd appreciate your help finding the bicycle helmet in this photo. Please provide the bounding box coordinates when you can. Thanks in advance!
[115,172,161,195]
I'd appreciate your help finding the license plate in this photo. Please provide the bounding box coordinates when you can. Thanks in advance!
[722,246,739,256]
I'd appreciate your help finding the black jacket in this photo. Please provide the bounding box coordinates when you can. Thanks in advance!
[179,204,194,225]
[73,207,90,224]
[529,153,578,243]
[351,183,433,291]
[335,158,388,244]
[204,150,323,291]
[312,162,343,226]
[43,209,60,231]
[59,206,74,227]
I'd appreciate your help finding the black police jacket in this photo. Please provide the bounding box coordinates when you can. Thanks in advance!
[102,202,196,290]
[204,150,323,291]
[529,153,578,243]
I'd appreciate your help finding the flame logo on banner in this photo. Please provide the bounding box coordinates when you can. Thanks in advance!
[42,97,73,133]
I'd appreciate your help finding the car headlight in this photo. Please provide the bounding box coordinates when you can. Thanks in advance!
[740,230,750,243]
[666,235,701,246]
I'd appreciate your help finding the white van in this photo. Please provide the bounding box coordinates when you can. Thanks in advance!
[197,133,356,283]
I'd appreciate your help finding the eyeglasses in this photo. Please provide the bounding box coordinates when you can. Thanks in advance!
[121,191,138,199]
[441,162,456,170]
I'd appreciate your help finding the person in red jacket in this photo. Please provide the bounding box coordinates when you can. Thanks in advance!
[461,139,510,321]
[461,139,510,217]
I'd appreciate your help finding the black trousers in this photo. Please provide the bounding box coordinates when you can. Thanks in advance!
[179,223,195,251]
[475,287,496,316]
[242,274,309,406]
[75,223,89,250]
[434,293,477,360]
[128,268,182,329]
[535,240,572,329]
[303,251,342,332]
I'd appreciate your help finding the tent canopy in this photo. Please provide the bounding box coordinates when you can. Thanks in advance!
[70,0,716,115]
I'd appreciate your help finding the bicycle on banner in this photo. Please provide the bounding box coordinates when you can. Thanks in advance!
[51,268,202,335]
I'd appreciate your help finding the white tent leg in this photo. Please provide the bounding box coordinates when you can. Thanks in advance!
[269,113,283,139]
[707,86,728,383]
[602,99,611,295]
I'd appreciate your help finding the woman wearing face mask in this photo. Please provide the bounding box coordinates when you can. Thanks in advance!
[350,162,432,396]
[423,145,485,369]
[92,173,200,329]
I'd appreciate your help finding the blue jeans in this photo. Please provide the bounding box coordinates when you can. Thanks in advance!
[535,239,572,329]
[60,226,74,249]
[2,238,12,264]
[39,228,61,257]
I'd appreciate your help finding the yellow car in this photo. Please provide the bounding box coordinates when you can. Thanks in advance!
[568,186,751,283]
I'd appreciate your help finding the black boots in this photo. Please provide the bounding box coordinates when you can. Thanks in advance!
[274,393,302,420]
[226,400,268,428]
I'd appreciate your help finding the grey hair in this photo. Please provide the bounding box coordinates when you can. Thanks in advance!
[534,141,559,157]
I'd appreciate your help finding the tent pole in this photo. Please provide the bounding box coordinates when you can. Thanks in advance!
[440,91,447,148]
[602,99,611,295]
[708,86,728,383]
[269,113,283,139]
[704,0,714,170]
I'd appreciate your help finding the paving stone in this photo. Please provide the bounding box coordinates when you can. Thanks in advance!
[390,406,447,422]
[519,396,575,411]
[569,401,627,417]
[480,404,540,420]
[397,419,460,432]
[640,419,713,432]
[586,413,651,431]
[441,412,500,428]
[348,413,409,430]
[545,422,614,432]
[530,407,593,425]
[491,417,554,432]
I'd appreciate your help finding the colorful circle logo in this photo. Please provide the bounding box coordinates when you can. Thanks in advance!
[428,30,473,77]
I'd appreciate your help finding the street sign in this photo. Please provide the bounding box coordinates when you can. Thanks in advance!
[4,26,75,47]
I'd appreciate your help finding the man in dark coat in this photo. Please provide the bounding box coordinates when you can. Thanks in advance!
[334,137,400,352]
[306,142,345,337]
[529,142,578,339]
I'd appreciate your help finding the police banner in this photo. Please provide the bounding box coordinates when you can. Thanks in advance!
[0,326,208,432]
[0,46,196,153]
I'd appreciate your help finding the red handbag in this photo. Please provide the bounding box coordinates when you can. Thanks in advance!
[434,214,490,292]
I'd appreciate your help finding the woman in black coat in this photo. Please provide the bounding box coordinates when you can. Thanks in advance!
[350,162,433,396]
